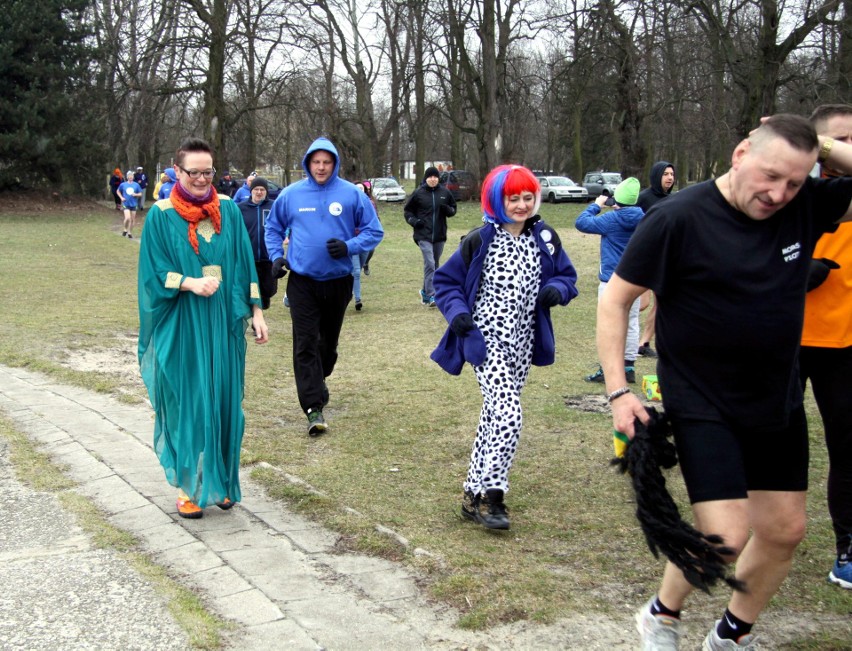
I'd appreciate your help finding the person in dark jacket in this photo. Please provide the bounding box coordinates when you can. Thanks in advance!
[431,164,578,530]
[637,161,675,212]
[109,168,124,210]
[636,161,675,357]
[135,166,149,211]
[403,166,457,306]
[218,171,239,197]
[238,177,277,309]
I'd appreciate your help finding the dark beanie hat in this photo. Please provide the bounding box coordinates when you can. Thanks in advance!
[251,177,269,191]
[423,166,440,181]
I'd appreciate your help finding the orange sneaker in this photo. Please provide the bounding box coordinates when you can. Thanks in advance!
[176,496,203,519]
[216,498,235,511]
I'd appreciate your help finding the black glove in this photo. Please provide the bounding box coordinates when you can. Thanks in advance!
[326,238,348,259]
[538,286,561,308]
[271,257,288,279]
[806,257,840,292]
[413,219,424,228]
[450,313,475,337]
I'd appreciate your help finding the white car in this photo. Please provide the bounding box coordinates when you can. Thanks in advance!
[370,177,406,202]
[536,176,589,203]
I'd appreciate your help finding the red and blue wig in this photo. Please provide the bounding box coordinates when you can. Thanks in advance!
[480,165,542,224]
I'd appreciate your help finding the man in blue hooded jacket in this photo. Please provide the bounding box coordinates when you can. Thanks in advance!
[265,137,384,436]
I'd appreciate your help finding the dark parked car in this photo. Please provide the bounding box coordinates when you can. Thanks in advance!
[439,170,478,201]
[582,171,622,199]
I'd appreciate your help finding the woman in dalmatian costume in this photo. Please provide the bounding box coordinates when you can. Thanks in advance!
[431,165,579,530]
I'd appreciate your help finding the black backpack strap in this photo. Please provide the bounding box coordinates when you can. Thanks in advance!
[460,226,484,267]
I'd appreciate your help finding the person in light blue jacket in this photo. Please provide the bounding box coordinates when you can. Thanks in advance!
[575,176,644,383]
[265,137,383,437]
[157,168,177,199]
[233,171,257,203]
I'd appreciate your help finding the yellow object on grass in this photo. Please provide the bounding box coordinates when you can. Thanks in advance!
[613,430,630,458]
[642,374,662,401]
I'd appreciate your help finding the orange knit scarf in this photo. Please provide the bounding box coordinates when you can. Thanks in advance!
[170,183,222,254]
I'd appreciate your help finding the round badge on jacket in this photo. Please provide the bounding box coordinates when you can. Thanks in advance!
[329,202,343,216]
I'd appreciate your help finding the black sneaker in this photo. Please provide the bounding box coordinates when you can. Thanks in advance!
[355,300,363,311]
[625,366,636,384]
[461,489,510,530]
[306,408,328,437]
[638,343,657,358]
[584,366,605,383]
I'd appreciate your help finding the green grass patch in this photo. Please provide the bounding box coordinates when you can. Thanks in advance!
[0,199,847,643]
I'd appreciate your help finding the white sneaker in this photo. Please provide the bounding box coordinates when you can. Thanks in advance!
[636,597,682,650]
[702,621,759,650]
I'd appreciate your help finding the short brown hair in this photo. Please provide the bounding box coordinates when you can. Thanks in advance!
[751,114,818,153]
[175,137,212,166]
[809,104,852,133]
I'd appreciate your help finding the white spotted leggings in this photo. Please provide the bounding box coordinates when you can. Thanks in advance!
[464,336,534,497]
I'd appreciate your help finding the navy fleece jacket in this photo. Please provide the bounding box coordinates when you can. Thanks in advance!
[431,219,578,375]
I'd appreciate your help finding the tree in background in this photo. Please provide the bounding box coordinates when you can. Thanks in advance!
[0,0,106,193]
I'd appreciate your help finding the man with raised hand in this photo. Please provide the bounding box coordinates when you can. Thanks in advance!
[597,114,852,650]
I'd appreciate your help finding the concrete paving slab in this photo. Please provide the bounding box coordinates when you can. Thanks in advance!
[108,502,174,532]
[194,524,278,553]
[222,617,322,651]
[155,540,224,574]
[134,521,198,552]
[213,588,284,626]
[193,564,255,599]
[77,474,152,513]
[220,543,309,578]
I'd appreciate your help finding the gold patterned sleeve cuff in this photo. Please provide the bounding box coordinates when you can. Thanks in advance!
[165,272,183,289]
[250,283,260,300]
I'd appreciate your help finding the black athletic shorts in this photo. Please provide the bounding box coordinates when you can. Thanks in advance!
[671,405,809,504]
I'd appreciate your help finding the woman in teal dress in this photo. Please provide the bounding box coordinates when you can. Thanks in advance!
[138,137,269,518]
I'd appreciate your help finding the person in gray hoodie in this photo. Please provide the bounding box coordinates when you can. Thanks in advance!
[575,176,644,383]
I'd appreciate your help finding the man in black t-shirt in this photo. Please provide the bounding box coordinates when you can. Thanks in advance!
[596,115,852,650]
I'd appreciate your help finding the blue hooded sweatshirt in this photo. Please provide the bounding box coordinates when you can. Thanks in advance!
[264,137,384,281]
[575,203,645,282]
[157,168,177,200]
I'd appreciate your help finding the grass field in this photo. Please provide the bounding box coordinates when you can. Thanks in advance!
[0,196,849,648]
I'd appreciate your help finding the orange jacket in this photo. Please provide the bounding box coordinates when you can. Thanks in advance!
[802,221,852,348]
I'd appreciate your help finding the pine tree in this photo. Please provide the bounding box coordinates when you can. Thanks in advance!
[0,0,105,193]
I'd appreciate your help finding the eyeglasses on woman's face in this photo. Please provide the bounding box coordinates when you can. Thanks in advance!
[178,166,216,179]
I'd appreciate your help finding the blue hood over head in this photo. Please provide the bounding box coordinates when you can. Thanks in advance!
[301,137,340,187]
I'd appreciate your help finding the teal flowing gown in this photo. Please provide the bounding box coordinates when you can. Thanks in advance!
[138,196,261,507]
